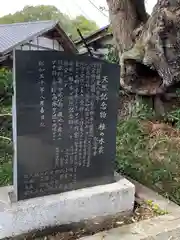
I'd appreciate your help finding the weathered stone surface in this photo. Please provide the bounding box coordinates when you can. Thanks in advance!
[0,176,134,239]
[129,178,180,214]
[80,176,180,240]
[14,50,120,200]
[79,213,180,240]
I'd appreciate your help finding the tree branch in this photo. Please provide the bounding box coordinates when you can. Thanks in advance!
[0,136,11,142]
[0,113,12,117]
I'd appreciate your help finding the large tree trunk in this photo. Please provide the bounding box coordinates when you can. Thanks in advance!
[107,0,148,54]
[106,0,180,115]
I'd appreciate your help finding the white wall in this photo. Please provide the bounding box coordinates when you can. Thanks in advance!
[16,36,63,51]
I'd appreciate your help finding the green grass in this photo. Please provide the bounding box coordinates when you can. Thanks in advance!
[1,97,180,206]
[116,115,180,205]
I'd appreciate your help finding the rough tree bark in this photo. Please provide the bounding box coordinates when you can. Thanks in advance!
[106,0,180,115]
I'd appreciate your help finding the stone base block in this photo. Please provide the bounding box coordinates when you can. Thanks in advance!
[0,176,135,239]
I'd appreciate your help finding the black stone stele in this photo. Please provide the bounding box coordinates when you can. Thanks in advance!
[14,50,120,200]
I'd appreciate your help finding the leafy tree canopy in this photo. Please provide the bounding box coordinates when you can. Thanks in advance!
[0,5,99,39]
[72,15,98,37]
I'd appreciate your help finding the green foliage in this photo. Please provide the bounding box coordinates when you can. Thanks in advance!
[116,101,180,205]
[105,45,119,64]
[0,5,99,40]
[0,68,12,89]
[72,15,98,37]
[0,68,13,186]
[165,108,180,129]
[131,98,155,120]
[0,68,13,105]
[145,200,168,215]
[116,118,148,176]
[0,161,12,186]
[163,88,180,129]
[0,5,64,23]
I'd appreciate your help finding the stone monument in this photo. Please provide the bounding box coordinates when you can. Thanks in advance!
[14,50,120,200]
[0,50,135,239]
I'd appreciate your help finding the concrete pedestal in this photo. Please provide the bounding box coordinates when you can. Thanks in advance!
[0,176,135,239]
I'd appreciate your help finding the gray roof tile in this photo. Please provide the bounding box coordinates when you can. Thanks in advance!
[0,20,58,54]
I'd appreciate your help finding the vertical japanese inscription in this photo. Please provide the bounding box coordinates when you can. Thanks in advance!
[15,50,120,200]
[97,75,108,156]
[38,60,46,128]
[51,60,64,168]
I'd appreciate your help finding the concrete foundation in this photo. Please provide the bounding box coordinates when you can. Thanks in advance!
[0,176,135,239]
[79,177,180,240]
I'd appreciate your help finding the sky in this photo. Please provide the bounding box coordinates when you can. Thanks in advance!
[0,0,157,27]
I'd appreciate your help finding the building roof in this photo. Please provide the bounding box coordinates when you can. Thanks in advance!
[0,20,77,55]
[75,24,111,47]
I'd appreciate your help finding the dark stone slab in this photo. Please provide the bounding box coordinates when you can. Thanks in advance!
[13,50,120,200]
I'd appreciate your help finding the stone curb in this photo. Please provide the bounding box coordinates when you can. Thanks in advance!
[79,179,180,240]
[0,177,135,239]
[129,177,180,214]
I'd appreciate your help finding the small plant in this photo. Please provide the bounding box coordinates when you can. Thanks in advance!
[145,200,168,215]
[165,108,180,129]
[131,98,155,120]
[104,45,119,64]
